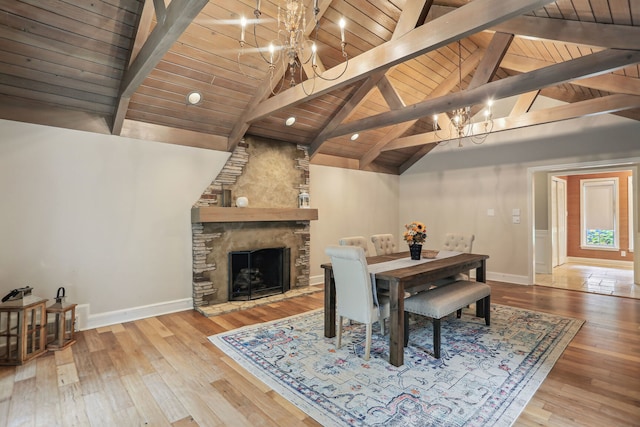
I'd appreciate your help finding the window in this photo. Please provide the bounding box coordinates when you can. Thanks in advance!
[580,178,618,249]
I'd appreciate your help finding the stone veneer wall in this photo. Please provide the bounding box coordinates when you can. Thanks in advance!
[192,137,311,308]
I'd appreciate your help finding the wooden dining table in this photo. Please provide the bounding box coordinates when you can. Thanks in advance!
[321,250,489,367]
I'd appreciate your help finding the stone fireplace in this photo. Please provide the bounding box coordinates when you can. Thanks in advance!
[191,136,317,314]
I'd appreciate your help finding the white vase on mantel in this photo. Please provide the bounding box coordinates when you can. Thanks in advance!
[236,196,248,208]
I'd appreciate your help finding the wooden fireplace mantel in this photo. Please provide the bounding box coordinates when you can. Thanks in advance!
[191,207,319,223]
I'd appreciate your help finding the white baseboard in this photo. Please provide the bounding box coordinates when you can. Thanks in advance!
[80,298,194,331]
[485,272,531,285]
[310,274,324,286]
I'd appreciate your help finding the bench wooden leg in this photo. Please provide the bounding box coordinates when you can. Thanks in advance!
[433,318,441,358]
[403,311,409,347]
[476,298,484,317]
[484,295,491,326]
[456,309,462,318]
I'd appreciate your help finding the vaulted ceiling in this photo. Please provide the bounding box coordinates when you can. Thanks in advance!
[1,0,639,175]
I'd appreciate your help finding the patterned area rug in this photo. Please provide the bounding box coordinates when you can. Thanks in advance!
[209,304,583,427]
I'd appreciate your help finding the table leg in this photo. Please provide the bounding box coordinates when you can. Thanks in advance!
[475,259,487,317]
[388,279,404,367]
[324,269,336,338]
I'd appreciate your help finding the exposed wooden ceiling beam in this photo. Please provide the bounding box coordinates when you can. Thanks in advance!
[246,0,555,123]
[118,0,208,99]
[309,153,399,175]
[430,6,640,49]
[377,76,406,110]
[491,14,640,49]
[509,91,540,116]
[152,0,167,25]
[120,120,228,151]
[112,0,208,135]
[384,94,640,152]
[307,0,432,158]
[328,49,640,139]
[112,0,156,135]
[467,32,513,90]
[393,0,433,38]
[501,54,640,96]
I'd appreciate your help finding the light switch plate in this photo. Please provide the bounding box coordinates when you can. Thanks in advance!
[487,209,495,216]
[512,208,520,216]
[512,216,520,224]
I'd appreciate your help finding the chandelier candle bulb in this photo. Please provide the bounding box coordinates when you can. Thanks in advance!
[311,43,317,67]
[240,17,246,44]
[339,18,346,43]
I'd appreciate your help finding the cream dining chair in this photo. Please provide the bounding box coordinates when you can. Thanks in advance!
[324,245,390,360]
[338,236,370,257]
[443,233,475,280]
[443,233,475,253]
[370,234,397,256]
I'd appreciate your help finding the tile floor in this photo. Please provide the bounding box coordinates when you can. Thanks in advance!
[535,260,639,299]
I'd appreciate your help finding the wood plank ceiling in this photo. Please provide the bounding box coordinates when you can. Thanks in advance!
[1,0,639,175]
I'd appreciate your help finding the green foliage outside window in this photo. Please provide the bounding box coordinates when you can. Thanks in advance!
[586,229,614,246]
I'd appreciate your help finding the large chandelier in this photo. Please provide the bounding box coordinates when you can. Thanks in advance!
[433,41,494,147]
[239,0,349,94]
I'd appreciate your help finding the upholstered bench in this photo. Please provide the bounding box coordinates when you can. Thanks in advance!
[403,280,491,358]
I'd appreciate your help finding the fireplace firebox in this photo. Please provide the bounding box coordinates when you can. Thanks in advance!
[228,247,290,301]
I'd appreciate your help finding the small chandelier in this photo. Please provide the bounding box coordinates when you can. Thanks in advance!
[239,0,349,94]
[432,41,494,147]
[433,101,494,147]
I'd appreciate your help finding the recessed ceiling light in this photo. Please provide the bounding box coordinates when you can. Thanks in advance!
[285,116,296,126]
[350,133,359,141]
[186,91,202,105]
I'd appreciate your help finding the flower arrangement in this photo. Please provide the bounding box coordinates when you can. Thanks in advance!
[403,221,427,245]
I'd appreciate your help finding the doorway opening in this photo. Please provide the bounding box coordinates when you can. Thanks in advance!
[531,162,638,299]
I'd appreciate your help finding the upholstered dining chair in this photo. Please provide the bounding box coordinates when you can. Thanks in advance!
[443,233,475,280]
[370,234,397,256]
[442,233,475,253]
[325,245,390,360]
[338,236,370,257]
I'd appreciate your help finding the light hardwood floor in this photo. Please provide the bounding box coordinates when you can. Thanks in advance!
[1,283,639,426]
[536,260,638,299]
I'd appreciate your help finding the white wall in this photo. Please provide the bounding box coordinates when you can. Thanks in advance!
[309,165,399,282]
[399,107,640,284]
[0,120,229,327]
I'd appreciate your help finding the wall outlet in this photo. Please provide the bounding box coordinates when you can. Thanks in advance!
[621,250,627,257]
